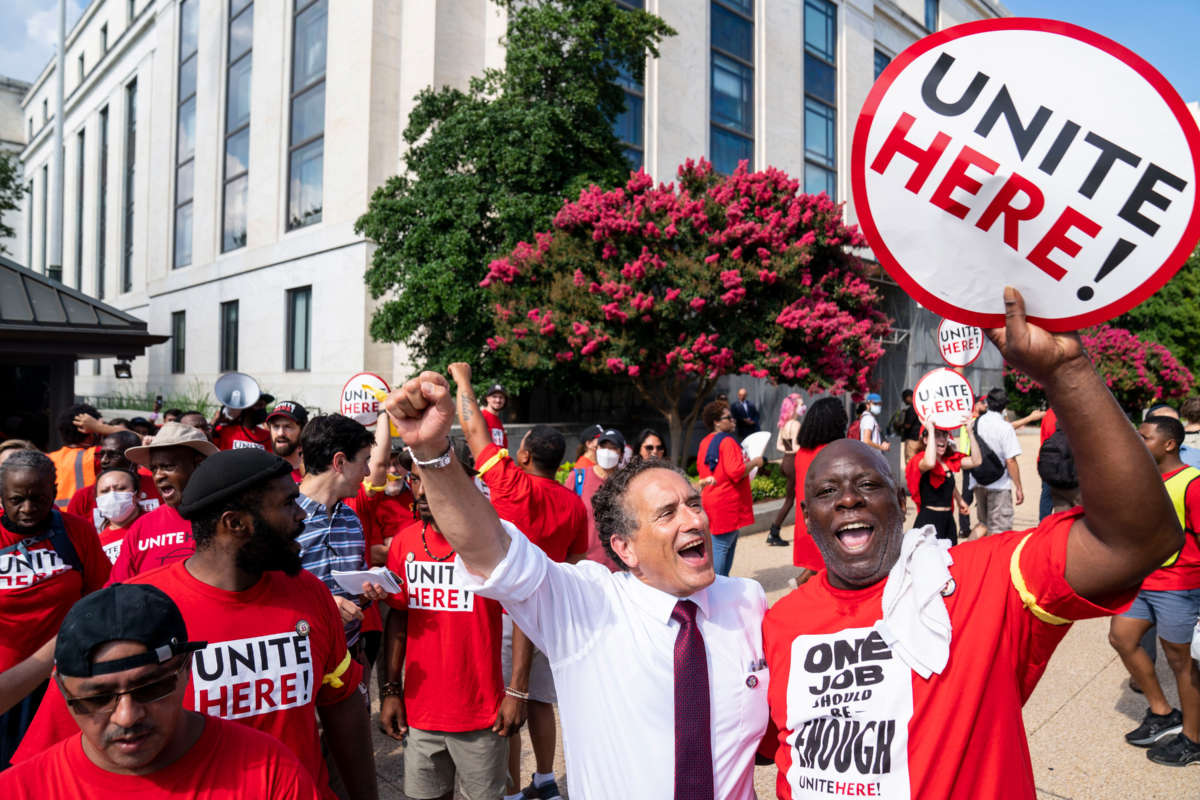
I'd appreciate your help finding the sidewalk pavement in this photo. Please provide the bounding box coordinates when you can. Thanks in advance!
[371,428,1196,798]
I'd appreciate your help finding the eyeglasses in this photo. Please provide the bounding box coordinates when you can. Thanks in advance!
[642,445,666,453]
[60,659,188,716]
[718,415,733,422]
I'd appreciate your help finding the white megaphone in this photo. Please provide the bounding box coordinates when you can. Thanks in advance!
[214,372,262,411]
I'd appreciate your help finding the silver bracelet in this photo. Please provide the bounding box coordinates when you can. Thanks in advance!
[408,438,453,470]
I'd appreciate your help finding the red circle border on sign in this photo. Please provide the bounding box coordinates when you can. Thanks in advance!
[913,368,975,431]
[340,371,391,427]
[850,17,1200,332]
[936,318,984,368]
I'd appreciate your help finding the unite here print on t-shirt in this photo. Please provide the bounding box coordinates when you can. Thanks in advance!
[404,560,474,612]
[0,548,71,589]
[785,626,912,799]
[191,630,315,720]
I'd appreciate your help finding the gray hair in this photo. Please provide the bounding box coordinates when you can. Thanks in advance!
[0,450,56,493]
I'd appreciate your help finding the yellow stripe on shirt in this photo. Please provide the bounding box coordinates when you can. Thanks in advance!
[1009,533,1072,626]
[322,651,353,689]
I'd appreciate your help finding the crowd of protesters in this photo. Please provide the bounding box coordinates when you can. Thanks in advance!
[0,288,1198,800]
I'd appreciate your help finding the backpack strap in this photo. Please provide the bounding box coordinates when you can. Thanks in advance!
[574,468,585,497]
[47,508,84,575]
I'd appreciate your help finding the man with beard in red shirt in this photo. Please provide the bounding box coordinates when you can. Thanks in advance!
[267,401,308,482]
[0,583,320,799]
[108,423,218,582]
[14,449,379,799]
[379,449,510,800]
[762,289,1184,800]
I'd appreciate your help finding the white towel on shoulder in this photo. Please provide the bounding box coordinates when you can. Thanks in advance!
[874,525,954,679]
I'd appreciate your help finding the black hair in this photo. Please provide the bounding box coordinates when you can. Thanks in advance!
[522,425,566,472]
[797,397,848,449]
[1146,414,1185,449]
[182,410,205,418]
[901,389,913,402]
[102,429,142,452]
[299,414,375,475]
[632,428,665,458]
[164,408,185,419]
[1181,397,1200,424]
[189,484,270,549]
[0,450,56,493]
[591,457,688,571]
[97,465,139,487]
[986,387,1008,412]
[702,400,729,431]
[57,404,101,446]
[854,402,867,416]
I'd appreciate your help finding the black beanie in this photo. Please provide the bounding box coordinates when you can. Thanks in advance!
[177,449,293,519]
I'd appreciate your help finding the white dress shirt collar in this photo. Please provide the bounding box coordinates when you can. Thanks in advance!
[620,572,713,625]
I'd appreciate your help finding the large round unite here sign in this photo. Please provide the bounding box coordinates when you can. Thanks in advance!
[851,18,1200,331]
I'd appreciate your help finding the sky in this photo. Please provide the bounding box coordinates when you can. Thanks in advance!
[0,0,1195,104]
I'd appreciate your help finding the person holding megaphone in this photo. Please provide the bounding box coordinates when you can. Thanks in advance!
[211,372,273,451]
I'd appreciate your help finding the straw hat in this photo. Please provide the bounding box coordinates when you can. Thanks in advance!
[124,421,219,466]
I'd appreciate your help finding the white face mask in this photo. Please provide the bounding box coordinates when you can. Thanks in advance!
[96,491,137,523]
[596,448,621,470]
[869,404,882,415]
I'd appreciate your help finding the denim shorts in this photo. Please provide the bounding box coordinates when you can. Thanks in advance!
[1122,588,1200,644]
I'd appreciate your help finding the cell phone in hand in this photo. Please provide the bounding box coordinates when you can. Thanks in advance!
[154,394,163,411]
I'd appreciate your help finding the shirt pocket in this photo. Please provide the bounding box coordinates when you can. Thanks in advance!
[738,665,770,738]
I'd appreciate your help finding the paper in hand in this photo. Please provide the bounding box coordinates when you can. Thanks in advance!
[331,566,403,596]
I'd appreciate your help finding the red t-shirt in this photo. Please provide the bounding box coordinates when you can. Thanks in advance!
[98,519,139,564]
[107,505,195,584]
[763,510,1135,800]
[1039,408,1058,447]
[17,561,360,799]
[368,490,416,541]
[385,521,504,731]
[477,442,587,563]
[792,445,829,569]
[214,423,272,451]
[570,465,620,570]
[1141,466,1200,591]
[0,512,111,671]
[1,715,320,800]
[574,453,595,471]
[697,432,754,535]
[480,409,508,449]
[66,469,161,531]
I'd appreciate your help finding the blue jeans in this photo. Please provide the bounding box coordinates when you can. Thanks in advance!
[1038,482,1053,521]
[712,530,740,576]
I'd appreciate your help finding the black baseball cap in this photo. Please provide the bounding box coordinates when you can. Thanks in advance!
[486,383,508,399]
[598,428,626,448]
[267,400,309,427]
[56,584,206,678]
[177,449,294,519]
[580,424,604,442]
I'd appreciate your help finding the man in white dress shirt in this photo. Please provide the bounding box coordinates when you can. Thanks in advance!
[382,370,770,800]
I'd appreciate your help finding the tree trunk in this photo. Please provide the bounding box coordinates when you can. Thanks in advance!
[665,407,685,465]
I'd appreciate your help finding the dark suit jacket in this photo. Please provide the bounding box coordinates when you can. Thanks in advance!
[731,399,759,438]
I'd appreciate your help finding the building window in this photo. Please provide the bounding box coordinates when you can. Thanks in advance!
[614,0,645,170]
[173,0,198,268]
[925,0,938,32]
[97,106,108,299]
[93,358,101,375]
[75,129,85,289]
[219,300,239,371]
[874,49,891,80]
[122,80,136,292]
[129,0,137,22]
[78,53,85,83]
[711,0,754,174]
[40,164,48,274]
[101,24,108,53]
[28,117,32,138]
[286,286,311,371]
[171,311,186,373]
[43,99,48,123]
[803,0,837,200]
[25,179,33,263]
[287,0,326,230]
[223,0,253,252]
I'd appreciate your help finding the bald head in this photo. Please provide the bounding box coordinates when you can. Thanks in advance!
[804,439,895,496]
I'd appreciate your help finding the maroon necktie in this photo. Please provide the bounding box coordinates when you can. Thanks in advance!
[672,599,713,800]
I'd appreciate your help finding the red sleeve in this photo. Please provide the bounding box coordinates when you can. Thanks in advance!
[1039,409,1057,446]
[311,577,362,706]
[477,442,529,499]
[105,520,143,585]
[566,496,589,558]
[65,486,89,518]
[1186,477,1200,532]
[64,514,111,592]
[347,486,381,550]
[717,436,748,484]
[905,455,923,507]
[383,536,410,611]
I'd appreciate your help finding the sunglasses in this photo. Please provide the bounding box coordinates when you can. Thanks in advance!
[60,659,188,716]
[718,415,733,421]
[642,444,666,453]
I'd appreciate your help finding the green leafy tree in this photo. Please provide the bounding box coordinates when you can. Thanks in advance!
[0,150,26,255]
[1112,246,1200,378]
[482,162,891,462]
[355,0,674,392]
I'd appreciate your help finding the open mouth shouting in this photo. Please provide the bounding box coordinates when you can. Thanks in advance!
[835,521,875,554]
[676,536,710,567]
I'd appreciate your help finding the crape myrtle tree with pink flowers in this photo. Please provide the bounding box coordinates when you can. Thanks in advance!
[1005,324,1193,418]
[482,159,892,463]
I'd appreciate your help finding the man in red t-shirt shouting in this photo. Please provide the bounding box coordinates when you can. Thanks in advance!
[379,450,509,799]
[762,289,1185,800]
[450,362,587,800]
[1108,414,1200,766]
[108,422,218,583]
[0,583,320,799]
